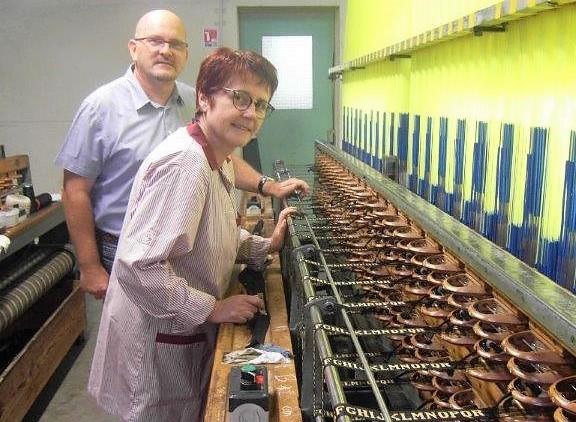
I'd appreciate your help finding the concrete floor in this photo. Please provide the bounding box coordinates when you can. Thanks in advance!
[24,296,116,422]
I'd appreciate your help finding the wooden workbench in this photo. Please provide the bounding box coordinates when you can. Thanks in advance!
[204,194,301,422]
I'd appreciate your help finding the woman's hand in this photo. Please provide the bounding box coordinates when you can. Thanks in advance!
[269,206,298,253]
[208,294,264,324]
[265,178,310,198]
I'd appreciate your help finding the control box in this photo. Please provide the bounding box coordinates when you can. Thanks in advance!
[228,364,269,422]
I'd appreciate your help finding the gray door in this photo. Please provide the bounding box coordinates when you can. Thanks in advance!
[239,7,335,175]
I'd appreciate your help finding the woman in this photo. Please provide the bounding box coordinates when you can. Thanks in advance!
[88,47,295,421]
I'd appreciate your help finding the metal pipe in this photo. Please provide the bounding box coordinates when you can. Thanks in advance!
[296,208,391,419]
[286,219,351,422]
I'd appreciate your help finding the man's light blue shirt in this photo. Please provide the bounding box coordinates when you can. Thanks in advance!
[55,66,195,236]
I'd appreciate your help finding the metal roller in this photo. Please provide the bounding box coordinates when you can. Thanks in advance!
[0,250,75,333]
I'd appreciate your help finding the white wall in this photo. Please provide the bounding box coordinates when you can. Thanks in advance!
[0,0,342,193]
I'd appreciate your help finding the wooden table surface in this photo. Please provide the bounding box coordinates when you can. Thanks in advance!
[204,223,301,421]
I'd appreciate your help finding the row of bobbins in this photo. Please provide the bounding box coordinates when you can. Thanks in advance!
[313,152,576,420]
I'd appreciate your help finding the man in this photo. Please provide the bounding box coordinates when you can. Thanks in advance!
[56,10,308,299]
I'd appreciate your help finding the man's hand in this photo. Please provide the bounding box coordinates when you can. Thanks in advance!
[208,294,264,324]
[264,178,310,199]
[79,264,109,300]
[269,206,298,253]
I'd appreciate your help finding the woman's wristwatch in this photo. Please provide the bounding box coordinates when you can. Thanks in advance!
[257,175,274,196]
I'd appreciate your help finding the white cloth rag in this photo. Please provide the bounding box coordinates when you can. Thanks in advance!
[223,347,291,365]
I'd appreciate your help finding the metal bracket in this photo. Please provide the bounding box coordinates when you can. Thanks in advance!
[305,295,337,318]
[473,23,506,36]
[291,244,317,259]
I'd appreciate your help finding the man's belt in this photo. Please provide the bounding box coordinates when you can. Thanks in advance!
[96,228,120,245]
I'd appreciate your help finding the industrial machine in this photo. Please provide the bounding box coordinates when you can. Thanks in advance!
[0,154,84,422]
[274,142,576,422]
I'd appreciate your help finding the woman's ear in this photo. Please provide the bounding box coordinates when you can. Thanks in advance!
[197,91,209,113]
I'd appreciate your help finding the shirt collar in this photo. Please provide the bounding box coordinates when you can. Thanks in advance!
[187,121,231,171]
[125,65,185,111]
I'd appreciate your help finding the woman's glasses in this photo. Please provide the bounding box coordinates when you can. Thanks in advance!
[222,88,274,119]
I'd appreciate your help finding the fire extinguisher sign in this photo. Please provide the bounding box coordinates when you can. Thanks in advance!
[203,27,218,48]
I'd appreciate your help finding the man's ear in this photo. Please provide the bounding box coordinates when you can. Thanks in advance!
[128,39,137,61]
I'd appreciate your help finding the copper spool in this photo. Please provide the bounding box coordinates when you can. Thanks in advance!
[509,378,555,408]
[377,214,409,228]
[397,250,416,264]
[410,373,436,392]
[345,238,371,249]
[427,271,452,285]
[448,389,478,410]
[379,290,404,304]
[428,368,467,381]
[404,279,433,297]
[447,293,483,310]
[404,238,442,255]
[554,408,576,422]
[428,285,450,302]
[475,338,509,362]
[415,348,449,362]
[370,238,389,249]
[440,325,478,346]
[378,250,400,263]
[350,250,376,262]
[389,264,414,277]
[432,376,470,394]
[392,225,423,239]
[502,331,572,365]
[374,308,394,323]
[396,309,428,328]
[432,390,453,408]
[410,332,444,351]
[372,283,399,298]
[396,238,413,251]
[367,265,392,277]
[550,376,576,414]
[411,265,432,279]
[497,396,553,422]
[507,358,574,385]
[398,348,420,363]
[401,335,415,350]
[473,320,525,342]
[420,300,455,319]
[423,254,462,272]
[465,356,513,382]
[449,308,477,327]
[372,206,397,218]
[469,298,526,325]
[443,272,488,296]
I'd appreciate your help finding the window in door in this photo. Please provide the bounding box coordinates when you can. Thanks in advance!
[261,35,313,109]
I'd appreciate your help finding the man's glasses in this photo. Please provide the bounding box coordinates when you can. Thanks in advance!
[134,37,188,52]
[222,88,274,119]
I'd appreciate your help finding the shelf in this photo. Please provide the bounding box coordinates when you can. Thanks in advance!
[329,0,575,77]
[1,203,65,261]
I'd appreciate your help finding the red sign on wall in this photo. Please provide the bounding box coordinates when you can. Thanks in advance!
[203,27,218,48]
